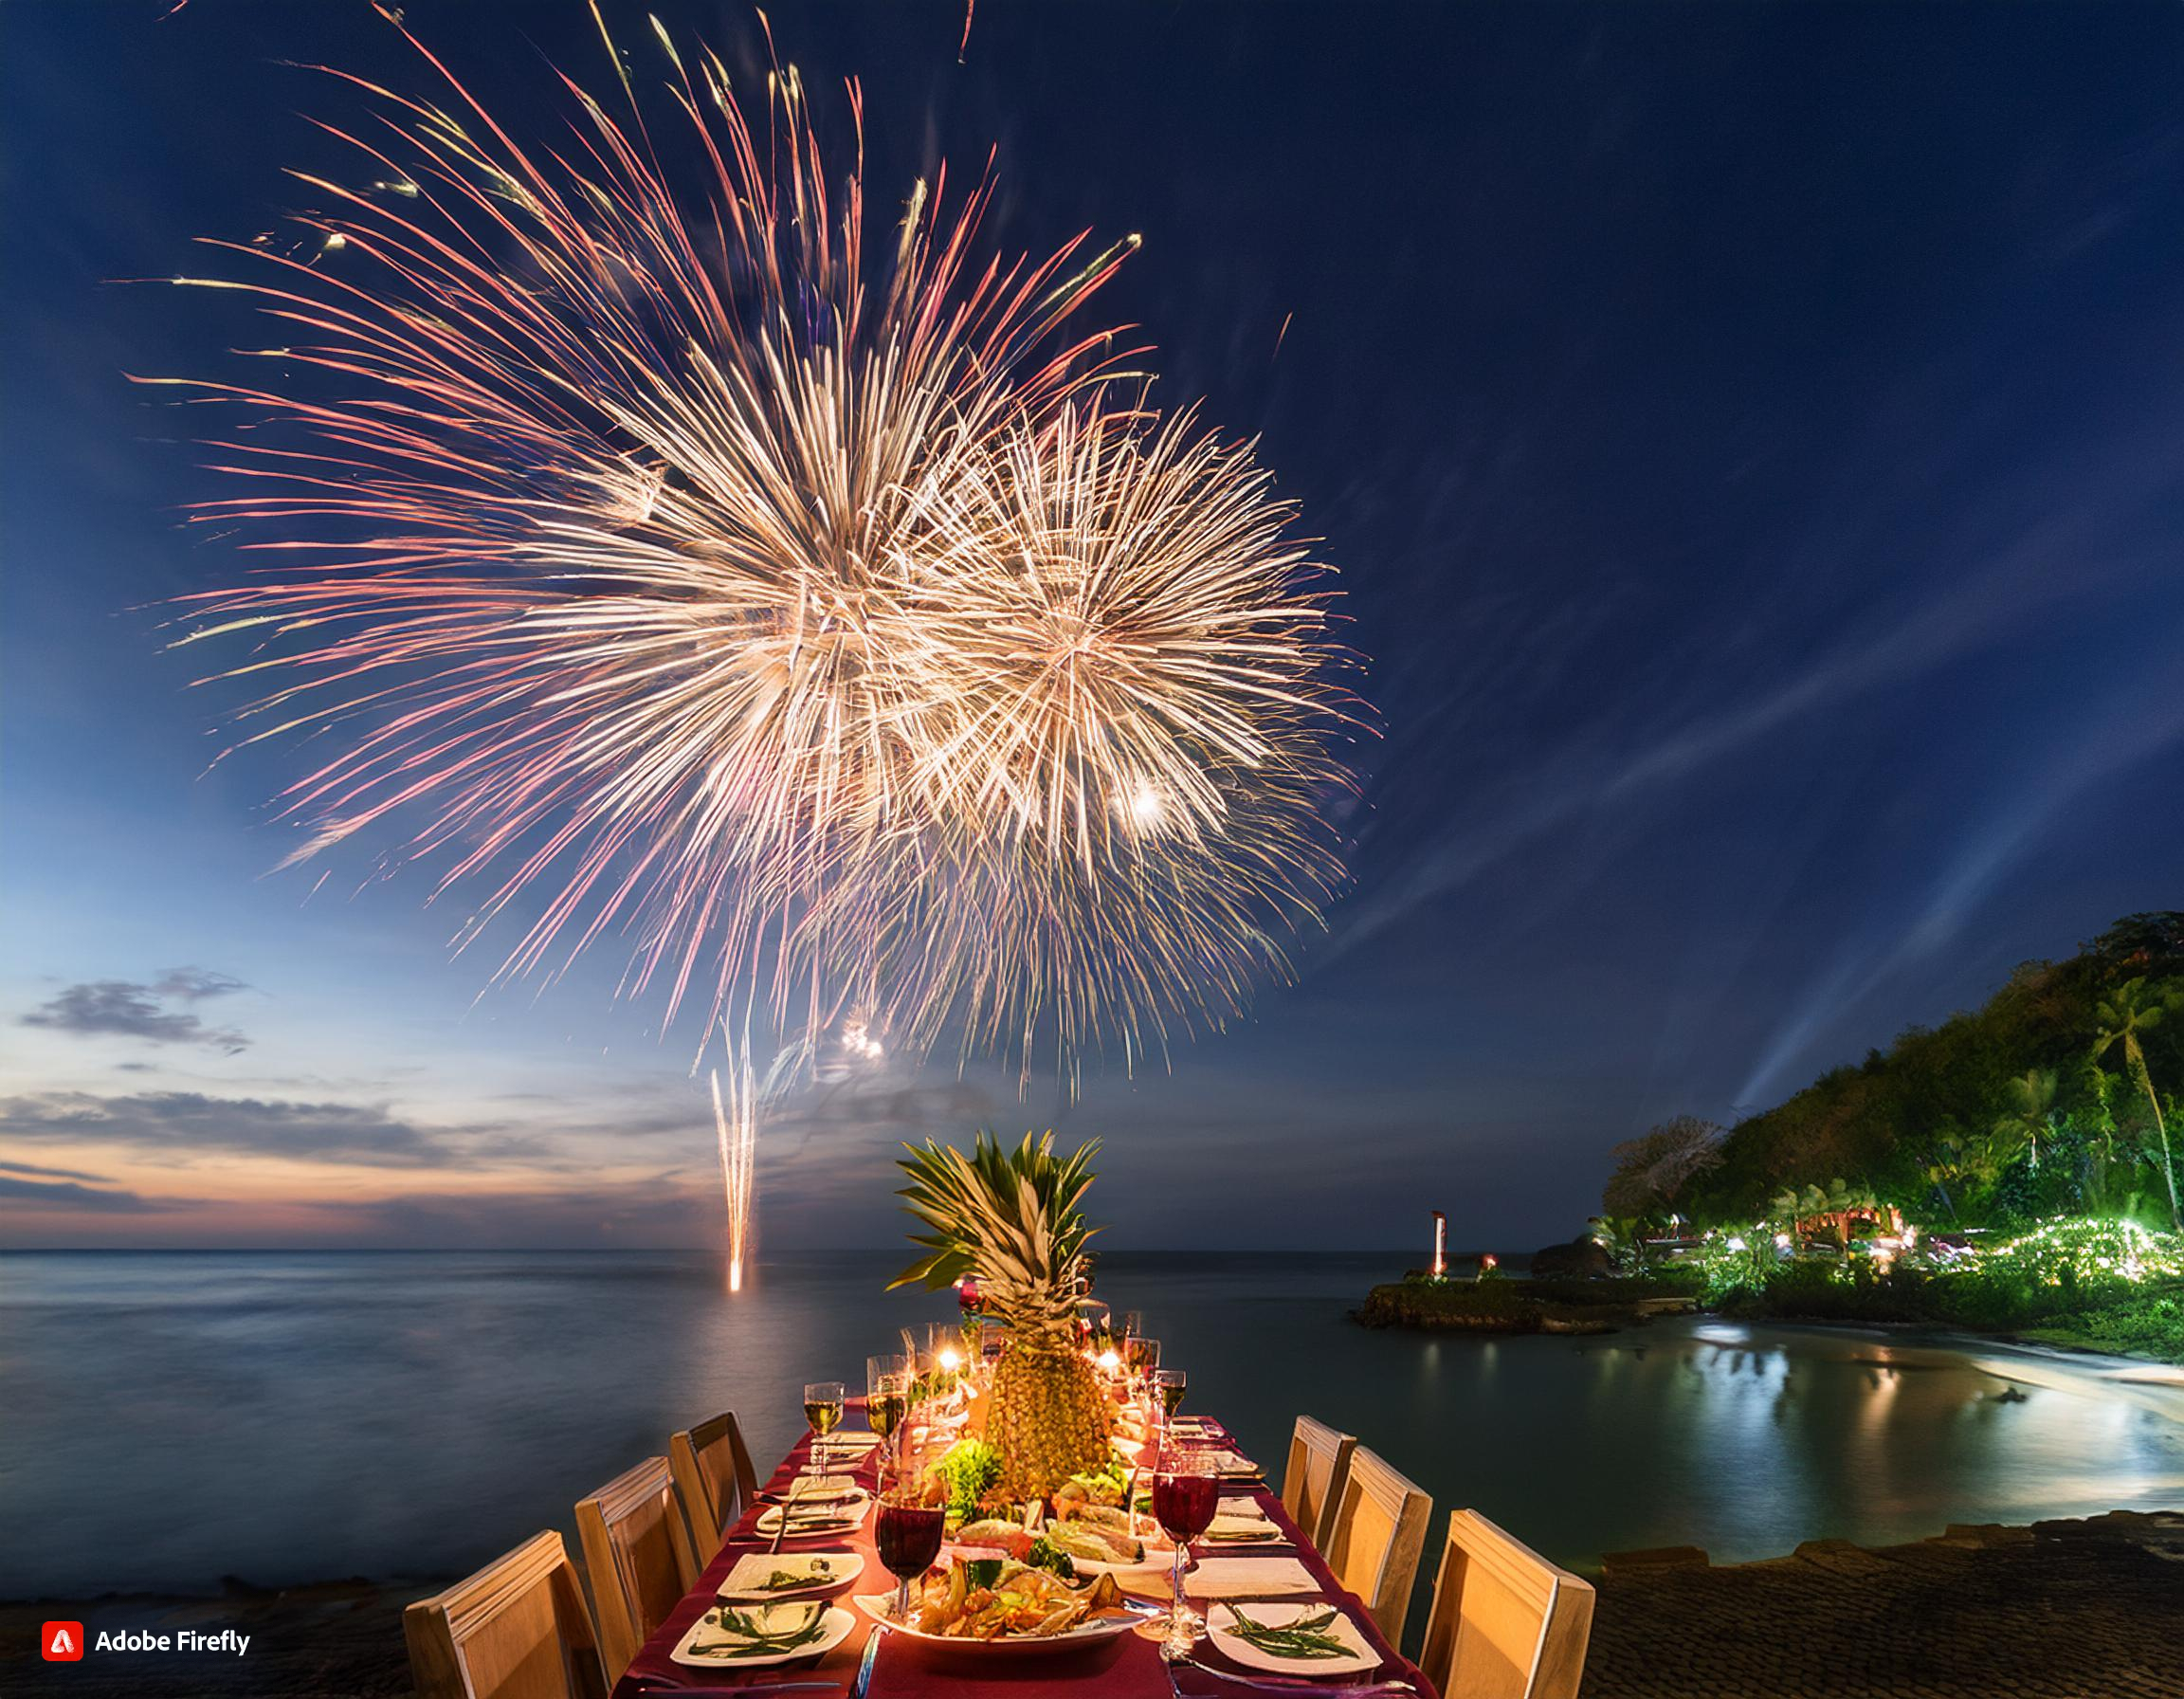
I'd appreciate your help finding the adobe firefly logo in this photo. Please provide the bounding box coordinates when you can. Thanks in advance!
[43,1620,85,1661]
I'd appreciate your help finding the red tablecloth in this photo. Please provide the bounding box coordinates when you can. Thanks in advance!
[614,1407,1437,1698]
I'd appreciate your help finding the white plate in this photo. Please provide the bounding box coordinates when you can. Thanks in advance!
[852,1591,1139,1654]
[670,1601,856,1669]
[769,1475,864,1505]
[1206,1601,1378,1676]
[755,1498,870,1538]
[717,1550,864,1601]
[1042,1522,1174,1577]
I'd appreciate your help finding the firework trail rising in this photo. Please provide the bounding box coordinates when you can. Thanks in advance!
[710,1054,757,1293]
[153,4,1365,1094]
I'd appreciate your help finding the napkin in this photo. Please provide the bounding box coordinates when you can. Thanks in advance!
[1183,1557,1321,1599]
[756,1501,863,1534]
[781,1473,858,1498]
[1204,1511,1283,1543]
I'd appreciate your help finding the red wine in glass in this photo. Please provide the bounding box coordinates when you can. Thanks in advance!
[1151,1458,1218,1647]
[1152,1471,1219,1543]
[875,1500,945,1620]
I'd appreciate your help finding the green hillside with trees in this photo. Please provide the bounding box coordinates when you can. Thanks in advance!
[1538,913,2184,1362]
[1681,912,2184,1233]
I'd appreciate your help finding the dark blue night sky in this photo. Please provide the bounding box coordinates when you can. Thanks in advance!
[6,1,2184,1251]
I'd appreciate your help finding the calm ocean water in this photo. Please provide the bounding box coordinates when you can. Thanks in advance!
[5,1249,2182,1616]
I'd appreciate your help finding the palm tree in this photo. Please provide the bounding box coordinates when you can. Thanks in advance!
[1992,1069,2057,1172]
[1916,1136,1967,1224]
[2092,977,2183,1231]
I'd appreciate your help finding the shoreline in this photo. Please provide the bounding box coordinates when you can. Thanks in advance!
[1357,1272,2184,1371]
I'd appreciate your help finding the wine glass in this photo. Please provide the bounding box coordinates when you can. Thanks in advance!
[1119,1309,1144,1344]
[875,1485,946,1623]
[865,1355,910,1481]
[1154,1367,1187,1436]
[1150,1447,1218,1651]
[802,1379,844,1477]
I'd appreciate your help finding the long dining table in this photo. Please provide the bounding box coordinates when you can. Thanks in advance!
[615,1400,1438,1698]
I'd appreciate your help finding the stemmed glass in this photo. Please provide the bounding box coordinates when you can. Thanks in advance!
[874,1483,945,1623]
[865,1355,910,1480]
[802,1379,844,1478]
[1126,1334,1160,1395]
[1150,1446,1219,1653]
[1154,1367,1187,1440]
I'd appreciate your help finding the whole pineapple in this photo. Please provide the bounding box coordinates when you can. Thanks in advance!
[891,1131,1113,1500]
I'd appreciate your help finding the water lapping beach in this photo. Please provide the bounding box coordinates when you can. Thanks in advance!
[5,1249,2181,1610]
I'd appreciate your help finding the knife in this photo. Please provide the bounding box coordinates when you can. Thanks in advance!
[849,1626,881,1699]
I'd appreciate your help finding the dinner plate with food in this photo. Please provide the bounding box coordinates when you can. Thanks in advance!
[944,1513,1041,1562]
[1051,1459,1138,1514]
[1205,1601,1380,1676]
[716,1551,864,1601]
[1039,1506,1174,1576]
[668,1600,857,1669]
[854,1556,1138,1653]
[753,1498,870,1539]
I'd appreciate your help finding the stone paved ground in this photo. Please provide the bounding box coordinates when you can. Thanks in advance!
[1585,1512,2184,1698]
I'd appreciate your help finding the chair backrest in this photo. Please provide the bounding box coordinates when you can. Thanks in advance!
[404,1530,607,1699]
[575,1455,701,1681]
[1418,1509,1595,1699]
[1321,1444,1433,1642]
[1281,1415,1357,1548]
[669,1409,759,1555]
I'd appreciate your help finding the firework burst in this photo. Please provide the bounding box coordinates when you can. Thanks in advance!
[155,8,1363,1087]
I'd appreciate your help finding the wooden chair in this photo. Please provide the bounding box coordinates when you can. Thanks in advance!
[1320,1444,1433,1642]
[1280,1415,1357,1548]
[669,1409,760,1555]
[1418,1509,1595,1699]
[574,1455,701,1681]
[404,1530,607,1699]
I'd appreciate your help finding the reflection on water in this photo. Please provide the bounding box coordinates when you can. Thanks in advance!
[3,1251,2179,1603]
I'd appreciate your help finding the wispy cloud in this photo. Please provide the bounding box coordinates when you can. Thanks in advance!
[0,1172,181,1213]
[0,1156,107,1182]
[0,1088,531,1168]
[1735,666,2184,1106]
[152,967,249,1002]
[20,968,250,1051]
[1327,414,2184,966]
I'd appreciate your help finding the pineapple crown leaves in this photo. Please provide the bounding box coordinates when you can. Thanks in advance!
[888,1130,1102,1324]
